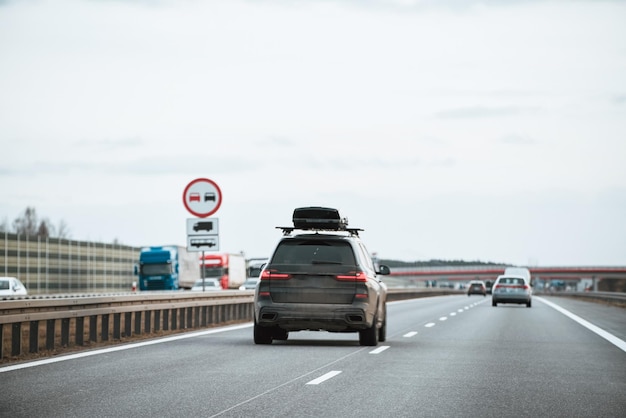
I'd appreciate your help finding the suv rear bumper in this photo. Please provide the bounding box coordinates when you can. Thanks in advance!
[256,304,373,332]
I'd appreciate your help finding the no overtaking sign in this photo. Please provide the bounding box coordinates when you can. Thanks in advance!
[182,178,222,218]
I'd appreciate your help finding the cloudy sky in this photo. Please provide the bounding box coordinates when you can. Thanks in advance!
[1,0,625,266]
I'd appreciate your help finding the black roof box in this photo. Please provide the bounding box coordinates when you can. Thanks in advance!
[292,206,346,230]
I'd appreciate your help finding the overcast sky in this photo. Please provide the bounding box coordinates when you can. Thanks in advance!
[1,0,625,267]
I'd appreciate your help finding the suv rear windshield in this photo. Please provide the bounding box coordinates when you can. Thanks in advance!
[271,239,356,266]
[499,277,525,285]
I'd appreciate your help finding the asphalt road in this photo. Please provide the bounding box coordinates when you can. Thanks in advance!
[1,295,625,417]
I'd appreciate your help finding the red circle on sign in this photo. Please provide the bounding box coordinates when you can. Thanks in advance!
[182,178,223,218]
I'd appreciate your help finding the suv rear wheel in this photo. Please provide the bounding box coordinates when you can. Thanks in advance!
[359,315,379,346]
[378,305,387,342]
[273,328,289,341]
[254,318,273,344]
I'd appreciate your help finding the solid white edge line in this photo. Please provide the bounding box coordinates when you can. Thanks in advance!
[306,370,342,385]
[537,297,626,353]
[0,323,253,373]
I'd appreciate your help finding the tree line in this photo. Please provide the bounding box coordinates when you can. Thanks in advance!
[0,207,71,239]
[2,208,505,264]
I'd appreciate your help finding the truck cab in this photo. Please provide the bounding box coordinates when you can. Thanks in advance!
[136,246,180,290]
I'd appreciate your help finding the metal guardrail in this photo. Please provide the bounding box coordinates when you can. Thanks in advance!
[0,291,254,364]
[1,288,623,364]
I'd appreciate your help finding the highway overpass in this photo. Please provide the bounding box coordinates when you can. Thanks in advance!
[388,265,626,290]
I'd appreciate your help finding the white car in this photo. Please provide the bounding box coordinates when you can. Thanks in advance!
[492,275,532,307]
[191,278,222,291]
[0,276,28,297]
[239,278,260,290]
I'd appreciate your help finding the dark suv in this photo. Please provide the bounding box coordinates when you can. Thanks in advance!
[254,207,390,346]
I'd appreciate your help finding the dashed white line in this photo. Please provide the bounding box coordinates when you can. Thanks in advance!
[370,345,390,354]
[425,322,436,328]
[307,370,342,385]
[403,331,418,338]
[439,317,448,321]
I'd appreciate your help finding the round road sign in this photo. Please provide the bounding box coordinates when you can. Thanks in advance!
[183,178,223,218]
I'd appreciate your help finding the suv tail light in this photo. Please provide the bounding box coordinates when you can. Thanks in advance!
[335,271,367,282]
[260,270,292,280]
[495,284,529,290]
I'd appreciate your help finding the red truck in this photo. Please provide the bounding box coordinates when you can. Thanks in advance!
[200,253,246,289]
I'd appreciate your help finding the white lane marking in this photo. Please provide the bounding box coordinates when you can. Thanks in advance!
[370,345,390,354]
[457,309,464,313]
[403,331,418,338]
[211,349,367,416]
[307,370,342,385]
[439,317,448,321]
[537,297,626,353]
[425,322,436,328]
[450,312,456,316]
[0,323,253,373]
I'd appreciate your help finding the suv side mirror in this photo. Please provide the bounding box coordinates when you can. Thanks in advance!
[377,265,391,275]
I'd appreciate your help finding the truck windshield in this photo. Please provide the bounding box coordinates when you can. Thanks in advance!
[248,266,263,278]
[202,267,224,278]
[141,264,173,275]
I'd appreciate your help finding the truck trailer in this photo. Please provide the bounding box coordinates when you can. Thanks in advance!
[135,245,200,290]
[200,253,246,290]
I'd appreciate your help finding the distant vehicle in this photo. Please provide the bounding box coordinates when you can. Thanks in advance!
[485,280,494,294]
[200,253,246,289]
[492,275,532,308]
[134,246,200,291]
[504,267,531,286]
[467,280,486,296]
[0,276,28,297]
[240,258,267,290]
[254,206,390,346]
[191,278,222,291]
[246,258,268,279]
[239,278,260,290]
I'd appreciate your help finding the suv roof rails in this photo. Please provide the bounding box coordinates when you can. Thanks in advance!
[276,206,364,236]
[276,226,363,236]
